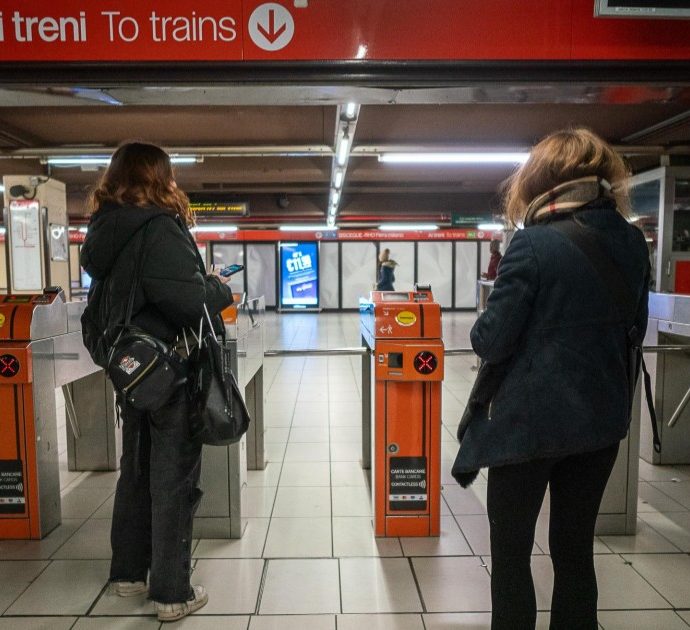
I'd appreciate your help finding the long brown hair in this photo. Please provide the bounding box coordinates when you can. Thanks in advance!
[503,128,630,228]
[88,142,193,225]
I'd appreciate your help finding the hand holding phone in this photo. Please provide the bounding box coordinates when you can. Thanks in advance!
[219,264,244,277]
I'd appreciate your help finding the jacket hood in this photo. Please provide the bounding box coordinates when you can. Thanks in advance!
[80,203,174,280]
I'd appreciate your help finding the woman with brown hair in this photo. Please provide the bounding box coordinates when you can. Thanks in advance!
[453,128,650,629]
[81,142,233,621]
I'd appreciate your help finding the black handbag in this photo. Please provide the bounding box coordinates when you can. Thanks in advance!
[106,221,187,412]
[187,306,251,446]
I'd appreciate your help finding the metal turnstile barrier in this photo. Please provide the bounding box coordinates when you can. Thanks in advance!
[0,289,117,539]
[262,339,688,538]
[639,292,690,466]
[194,296,265,539]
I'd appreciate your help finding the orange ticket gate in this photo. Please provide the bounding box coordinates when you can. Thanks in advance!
[360,288,444,537]
[0,288,112,539]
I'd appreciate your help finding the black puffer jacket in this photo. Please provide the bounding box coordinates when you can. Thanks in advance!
[81,202,232,348]
[454,201,650,472]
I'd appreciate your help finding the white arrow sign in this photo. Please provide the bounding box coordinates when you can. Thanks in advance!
[249,3,295,52]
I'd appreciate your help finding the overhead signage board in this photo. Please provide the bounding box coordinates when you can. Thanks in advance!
[190,199,249,217]
[451,213,492,227]
[0,1,688,62]
[279,241,319,310]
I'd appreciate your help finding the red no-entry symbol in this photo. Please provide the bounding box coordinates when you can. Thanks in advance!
[414,351,437,375]
[0,354,20,378]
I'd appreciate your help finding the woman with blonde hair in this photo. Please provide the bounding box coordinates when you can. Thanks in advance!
[453,128,649,629]
[81,142,233,621]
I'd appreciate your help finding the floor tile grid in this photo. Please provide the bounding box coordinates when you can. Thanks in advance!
[11,314,690,627]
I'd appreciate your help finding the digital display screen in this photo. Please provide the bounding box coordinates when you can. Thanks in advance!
[279,242,319,309]
[381,292,411,302]
[5,296,32,303]
[596,0,690,17]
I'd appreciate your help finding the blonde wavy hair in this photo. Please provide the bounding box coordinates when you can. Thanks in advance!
[503,128,631,228]
[87,142,193,225]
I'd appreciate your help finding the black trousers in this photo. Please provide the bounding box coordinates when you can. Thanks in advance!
[487,443,619,630]
[109,390,203,603]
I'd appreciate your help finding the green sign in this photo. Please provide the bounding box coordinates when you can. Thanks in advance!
[451,213,491,227]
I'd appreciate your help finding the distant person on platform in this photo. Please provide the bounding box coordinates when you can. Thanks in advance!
[376,248,398,291]
[482,240,503,281]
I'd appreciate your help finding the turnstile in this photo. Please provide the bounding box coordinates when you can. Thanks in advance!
[0,288,116,539]
[361,289,443,538]
[640,292,690,465]
[194,295,265,539]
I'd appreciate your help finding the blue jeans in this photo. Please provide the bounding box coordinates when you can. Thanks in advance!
[109,390,203,603]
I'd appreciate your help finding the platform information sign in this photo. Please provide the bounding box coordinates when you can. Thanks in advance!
[279,241,318,310]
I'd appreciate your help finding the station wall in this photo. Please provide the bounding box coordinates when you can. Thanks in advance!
[210,239,491,311]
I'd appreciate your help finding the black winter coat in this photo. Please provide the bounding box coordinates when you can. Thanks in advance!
[80,203,233,347]
[454,202,650,472]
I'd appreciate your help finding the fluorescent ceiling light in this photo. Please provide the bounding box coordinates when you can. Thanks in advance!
[190,225,238,233]
[336,136,350,166]
[169,156,198,164]
[344,102,357,119]
[331,190,340,205]
[47,155,197,166]
[48,156,111,166]
[0,185,5,193]
[379,152,529,165]
[478,223,504,231]
[333,170,344,188]
[279,224,337,231]
[378,224,439,231]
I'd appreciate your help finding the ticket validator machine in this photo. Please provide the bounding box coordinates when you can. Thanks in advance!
[361,287,444,537]
[0,289,114,539]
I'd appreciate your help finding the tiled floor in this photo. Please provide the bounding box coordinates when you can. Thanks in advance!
[3,312,690,628]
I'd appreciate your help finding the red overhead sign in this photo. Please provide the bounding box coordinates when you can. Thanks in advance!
[190,229,501,243]
[0,0,688,62]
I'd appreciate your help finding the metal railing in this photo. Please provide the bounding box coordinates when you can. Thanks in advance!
[264,345,690,357]
[263,344,690,433]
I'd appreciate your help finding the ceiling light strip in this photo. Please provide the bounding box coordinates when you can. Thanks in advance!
[327,103,361,228]
[378,152,529,164]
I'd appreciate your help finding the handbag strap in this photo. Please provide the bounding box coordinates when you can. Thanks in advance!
[123,220,153,329]
[550,217,661,453]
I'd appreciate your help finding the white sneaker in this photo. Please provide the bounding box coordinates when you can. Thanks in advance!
[112,580,148,597]
[155,585,209,622]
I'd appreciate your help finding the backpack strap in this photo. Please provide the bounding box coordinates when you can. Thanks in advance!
[123,220,153,329]
[550,217,661,453]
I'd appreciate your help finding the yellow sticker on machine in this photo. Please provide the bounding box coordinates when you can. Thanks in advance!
[395,310,417,326]
[0,313,5,328]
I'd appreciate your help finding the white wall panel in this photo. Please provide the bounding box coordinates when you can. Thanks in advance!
[479,241,492,279]
[212,243,245,293]
[247,244,276,306]
[417,242,453,308]
[342,242,376,308]
[455,242,478,308]
[382,242,414,291]
[319,242,339,309]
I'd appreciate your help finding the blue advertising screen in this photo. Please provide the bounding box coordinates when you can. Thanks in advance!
[279,242,319,309]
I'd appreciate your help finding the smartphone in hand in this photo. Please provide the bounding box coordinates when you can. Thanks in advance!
[219,264,244,277]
